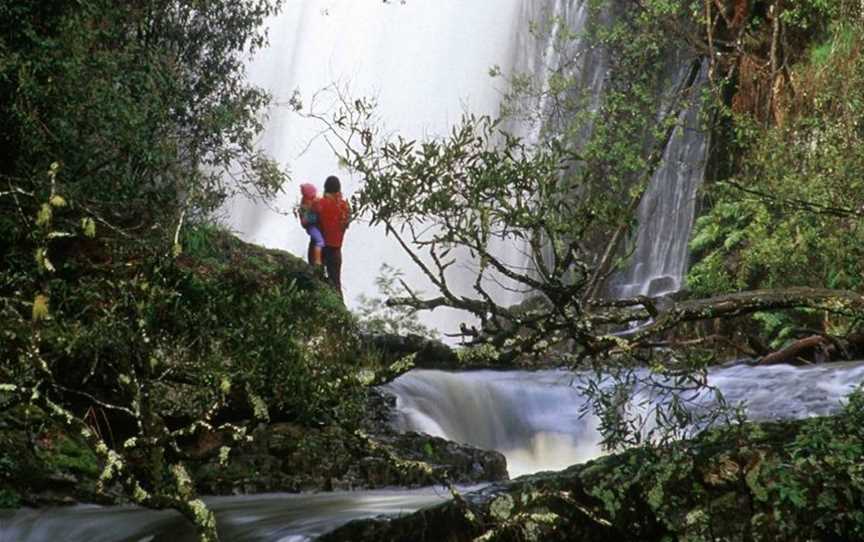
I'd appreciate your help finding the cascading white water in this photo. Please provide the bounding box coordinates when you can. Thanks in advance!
[230,0,710,326]
[6,364,863,541]
[228,1,542,335]
[611,62,711,298]
[501,1,709,301]
[384,363,864,478]
[384,369,602,477]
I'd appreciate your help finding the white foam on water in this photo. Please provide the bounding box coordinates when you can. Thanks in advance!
[385,363,864,477]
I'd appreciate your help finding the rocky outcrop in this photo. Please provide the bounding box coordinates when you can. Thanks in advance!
[0,415,107,507]
[190,422,507,495]
[363,333,460,369]
[189,388,506,494]
[320,395,864,542]
[2,389,508,506]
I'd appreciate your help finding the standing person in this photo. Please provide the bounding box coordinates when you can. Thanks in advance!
[296,183,324,267]
[317,175,351,298]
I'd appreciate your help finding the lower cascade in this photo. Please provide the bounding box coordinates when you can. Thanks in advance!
[3,363,863,541]
[385,363,864,477]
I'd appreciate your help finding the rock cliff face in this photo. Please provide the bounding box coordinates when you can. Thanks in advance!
[320,396,864,542]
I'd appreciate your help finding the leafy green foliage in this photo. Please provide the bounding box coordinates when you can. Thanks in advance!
[572,386,864,540]
[0,489,20,509]
[0,0,285,220]
[179,260,367,425]
[36,432,100,478]
[0,1,303,536]
[749,389,864,539]
[144,228,367,425]
[779,0,847,30]
[355,265,438,340]
[688,18,864,341]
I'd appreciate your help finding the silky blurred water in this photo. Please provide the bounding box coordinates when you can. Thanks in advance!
[4,362,863,541]
[385,362,864,477]
[0,488,457,542]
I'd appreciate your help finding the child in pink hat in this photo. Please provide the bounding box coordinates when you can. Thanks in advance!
[297,183,324,266]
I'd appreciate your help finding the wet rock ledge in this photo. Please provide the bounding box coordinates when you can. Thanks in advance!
[320,398,864,542]
[0,391,507,506]
[189,420,508,495]
[158,387,507,496]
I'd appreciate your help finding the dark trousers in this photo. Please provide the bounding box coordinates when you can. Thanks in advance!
[323,246,343,299]
[307,240,316,267]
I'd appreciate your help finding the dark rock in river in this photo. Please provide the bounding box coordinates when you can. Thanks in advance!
[320,408,864,542]
[190,421,507,495]
[363,333,460,368]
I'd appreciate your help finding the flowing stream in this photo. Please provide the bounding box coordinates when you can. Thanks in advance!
[3,1,854,541]
[384,362,864,477]
[0,488,455,542]
[4,363,864,541]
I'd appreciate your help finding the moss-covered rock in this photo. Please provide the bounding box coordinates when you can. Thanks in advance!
[189,421,507,495]
[320,391,864,542]
[0,408,105,507]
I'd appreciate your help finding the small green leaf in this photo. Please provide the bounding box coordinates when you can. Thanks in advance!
[81,217,96,238]
[36,204,52,227]
[32,294,50,321]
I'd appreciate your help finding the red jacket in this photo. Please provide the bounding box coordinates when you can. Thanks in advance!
[317,193,350,247]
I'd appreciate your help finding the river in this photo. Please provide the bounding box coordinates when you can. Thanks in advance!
[3,362,863,541]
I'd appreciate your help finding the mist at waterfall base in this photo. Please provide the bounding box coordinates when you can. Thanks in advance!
[228,1,537,335]
[6,363,864,542]
[227,0,709,335]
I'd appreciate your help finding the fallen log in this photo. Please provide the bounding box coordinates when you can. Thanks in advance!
[756,335,834,366]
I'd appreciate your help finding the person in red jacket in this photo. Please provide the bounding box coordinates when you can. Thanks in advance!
[317,175,351,298]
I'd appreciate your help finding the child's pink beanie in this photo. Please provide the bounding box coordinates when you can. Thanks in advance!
[300,183,317,199]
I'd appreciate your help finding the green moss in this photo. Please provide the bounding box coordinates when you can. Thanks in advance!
[38,433,99,477]
[0,488,21,509]
[422,442,435,459]
[809,23,857,66]
[489,494,515,521]
[456,343,500,366]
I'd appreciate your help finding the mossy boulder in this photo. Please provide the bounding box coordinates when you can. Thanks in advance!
[190,421,507,495]
[320,391,864,541]
[0,409,104,507]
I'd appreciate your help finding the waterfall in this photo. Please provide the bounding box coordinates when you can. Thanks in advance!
[610,62,711,298]
[384,363,864,477]
[386,369,603,477]
[228,1,533,335]
[228,1,710,330]
[497,2,710,301]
